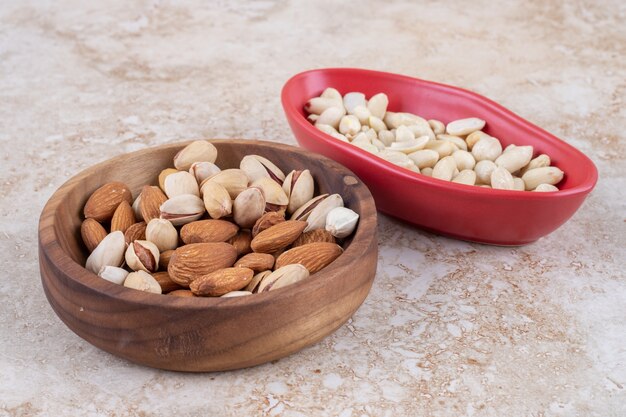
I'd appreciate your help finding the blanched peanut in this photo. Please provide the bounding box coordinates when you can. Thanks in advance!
[305,97,343,115]
[452,150,476,171]
[421,167,433,177]
[378,130,395,146]
[495,145,533,173]
[316,106,346,129]
[512,177,525,191]
[432,156,457,181]
[522,167,564,190]
[465,131,491,150]
[339,115,361,136]
[438,134,468,151]
[367,93,389,119]
[472,137,502,161]
[321,87,342,101]
[446,117,486,136]
[425,140,456,159]
[408,149,440,169]
[452,169,476,185]
[491,167,515,190]
[533,183,559,192]
[520,154,550,175]
[475,160,497,184]
[428,119,445,135]
[395,125,415,142]
[352,105,371,125]
[344,92,366,114]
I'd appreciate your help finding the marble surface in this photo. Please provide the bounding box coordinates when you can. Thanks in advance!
[1,1,625,416]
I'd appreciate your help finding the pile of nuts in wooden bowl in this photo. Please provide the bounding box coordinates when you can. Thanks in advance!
[305,88,564,192]
[81,140,360,297]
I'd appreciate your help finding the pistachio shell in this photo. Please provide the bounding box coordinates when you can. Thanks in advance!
[202,181,232,219]
[146,219,178,252]
[283,170,315,215]
[252,177,289,207]
[305,194,344,232]
[124,271,162,294]
[164,171,200,198]
[125,240,160,272]
[97,266,129,285]
[233,187,266,228]
[189,161,221,184]
[258,264,309,293]
[240,155,285,185]
[325,207,359,238]
[159,194,205,226]
[173,141,218,171]
[85,231,126,274]
[202,169,249,199]
[290,194,328,222]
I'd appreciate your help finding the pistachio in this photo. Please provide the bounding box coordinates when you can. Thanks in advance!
[98,266,129,285]
[158,168,178,192]
[452,150,476,171]
[325,207,359,238]
[472,136,502,161]
[367,93,388,119]
[251,177,289,212]
[408,149,439,169]
[164,171,200,198]
[146,218,178,252]
[533,183,559,192]
[245,270,271,292]
[160,194,205,226]
[240,155,285,185]
[258,264,310,293]
[305,193,344,232]
[125,240,160,273]
[316,106,346,129]
[124,271,162,294]
[202,169,249,199]
[446,117,486,136]
[452,169,477,185]
[339,115,361,136]
[343,92,367,114]
[85,231,126,274]
[474,160,497,184]
[282,170,315,215]
[432,156,457,181]
[521,167,564,190]
[495,145,533,173]
[490,167,515,190]
[189,161,221,184]
[233,187,266,228]
[202,180,232,219]
[173,140,218,171]
[221,291,252,298]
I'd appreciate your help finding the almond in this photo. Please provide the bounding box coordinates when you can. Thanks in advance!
[168,289,195,297]
[292,229,336,248]
[81,218,107,252]
[84,182,132,222]
[234,253,275,272]
[139,185,168,222]
[152,271,183,293]
[250,220,307,253]
[168,242,238,287]
[275,242,343,273]
[124,221,147,244]
[159,249,174,271]
[180,220,239,244]
[110,200,136,233]
[229,231,252,256]
[252,211,285,237]
[190,267,254,296]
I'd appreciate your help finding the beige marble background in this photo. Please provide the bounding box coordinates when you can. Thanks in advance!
[1,1,625,416]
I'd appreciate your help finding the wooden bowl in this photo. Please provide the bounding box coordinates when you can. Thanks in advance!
[38,140,378,372]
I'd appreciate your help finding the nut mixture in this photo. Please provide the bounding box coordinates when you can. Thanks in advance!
[305,88,564,191]
[81,141,360,297]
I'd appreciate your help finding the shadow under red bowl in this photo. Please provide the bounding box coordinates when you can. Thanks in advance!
[282,68,598,245]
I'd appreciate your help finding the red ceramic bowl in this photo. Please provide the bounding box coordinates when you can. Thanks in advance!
[281,68,598,245]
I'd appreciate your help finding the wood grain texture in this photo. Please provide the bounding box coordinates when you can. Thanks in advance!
[38,139,378,372]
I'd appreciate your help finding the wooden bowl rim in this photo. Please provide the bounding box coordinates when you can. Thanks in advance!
[38,139,378,310]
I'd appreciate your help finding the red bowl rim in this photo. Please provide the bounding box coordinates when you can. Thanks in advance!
[281,67,598,200]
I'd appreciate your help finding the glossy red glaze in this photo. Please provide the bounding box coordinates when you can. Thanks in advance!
[281,68,598,245]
